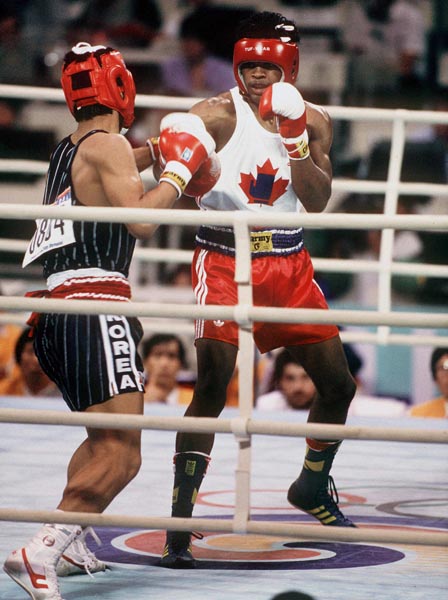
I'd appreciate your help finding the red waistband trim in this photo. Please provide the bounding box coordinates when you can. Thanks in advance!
[25,277,131,328]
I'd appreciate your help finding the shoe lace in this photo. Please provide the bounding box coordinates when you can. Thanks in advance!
[327,475,339,504]
[317,476,353,526]
[70,527,102,578]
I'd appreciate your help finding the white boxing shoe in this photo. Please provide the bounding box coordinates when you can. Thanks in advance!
[4,524,81,599]
[57,527,108,577]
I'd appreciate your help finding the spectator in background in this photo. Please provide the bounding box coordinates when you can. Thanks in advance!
[409,347,448,418]
[257,342,364,412]
[340,0,426,103]
[0,322,22,381]
[161,0,214,40]
[412,88,448,177]
[256,346,406,417]
[0,97,55,184]
[0,327,60,397]
[403,89,448,304]
[0,7,36,84]
[164,3,256,63]
[328,125,448,307]
[0,99,18,127]
[160,11,235,98]
[256,350,316,412]
[164,264,192,287]
[0,288,22,382]
[141,334,194,405]
[71,0,163,47]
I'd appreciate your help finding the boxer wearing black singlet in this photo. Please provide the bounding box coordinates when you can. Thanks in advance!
[4,41,218,599]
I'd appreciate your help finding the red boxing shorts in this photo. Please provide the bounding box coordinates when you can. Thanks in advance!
[192,247,339,353]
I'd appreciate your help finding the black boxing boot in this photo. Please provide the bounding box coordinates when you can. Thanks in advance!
[160,452,210,568]
[287,439,356,527]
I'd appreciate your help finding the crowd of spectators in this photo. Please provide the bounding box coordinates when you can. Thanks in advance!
[1,318,445,419]
[0,1,434,97]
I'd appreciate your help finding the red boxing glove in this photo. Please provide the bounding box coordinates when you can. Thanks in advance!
[184,151,221,198]
[259,82,309,161]
[158,113,216,199]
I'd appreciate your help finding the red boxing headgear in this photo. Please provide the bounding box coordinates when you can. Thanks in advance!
[233,38,299,95]
[61,43,136,128]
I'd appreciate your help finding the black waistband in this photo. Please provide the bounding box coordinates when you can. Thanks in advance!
[195,226,304,258]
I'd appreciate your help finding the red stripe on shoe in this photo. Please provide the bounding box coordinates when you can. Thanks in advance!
[22,548,49,590]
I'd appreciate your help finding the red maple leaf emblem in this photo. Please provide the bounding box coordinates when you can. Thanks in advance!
[239,159,289,205]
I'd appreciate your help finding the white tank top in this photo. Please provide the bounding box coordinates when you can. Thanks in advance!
[198,87,303,213]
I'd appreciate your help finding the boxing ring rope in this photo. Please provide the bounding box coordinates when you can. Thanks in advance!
[1,509,446,548]
[1,237,448,280]
[2,82,448,124]
[1,84,448,548]
[1,407,447,443]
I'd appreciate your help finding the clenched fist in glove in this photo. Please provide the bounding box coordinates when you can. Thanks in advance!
[259,82,310,161]
[158,112,218,198]
[183,152,220,198]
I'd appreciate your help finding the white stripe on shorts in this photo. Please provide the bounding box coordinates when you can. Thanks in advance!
[99,314,119,397]
[194,249,209,339]
[121,316,144,392]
